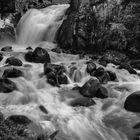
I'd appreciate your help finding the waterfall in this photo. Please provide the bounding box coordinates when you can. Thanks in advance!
[0,3,140,140]
[16,4,69,45]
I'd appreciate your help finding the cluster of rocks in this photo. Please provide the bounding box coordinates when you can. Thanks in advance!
[0,113,58,140]
[98,51,138,74]
[0,46,24,93]
[86,60,117,84]
[44,63,68,86]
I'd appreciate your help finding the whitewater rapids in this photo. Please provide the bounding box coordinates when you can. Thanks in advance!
[0,4,140,140]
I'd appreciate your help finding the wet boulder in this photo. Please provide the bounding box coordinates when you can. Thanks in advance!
[69,97,96,107]
[91,67,110,84]
[5,57,23,66]
[25,47,51,63]
[92,67,105,77]
[26,46,33,50]
[44,63,66,75]
[91,68,117,83]
[24,51,34,62]
[44,63,67,86]
[79,78,108,98]
[107,71,117,81]
[33,47,50,63]
[5,115,32,126]
[86,61,96,74]
[1,46,13,52]
[2,68,23,78]
[39,105,48,114]
[124,91,140,113]
[99,60,107,67]
[0,78,17,93]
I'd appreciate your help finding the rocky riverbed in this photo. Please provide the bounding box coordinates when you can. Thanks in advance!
[0,0,140,140]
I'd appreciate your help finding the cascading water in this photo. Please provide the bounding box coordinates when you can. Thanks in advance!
[0,4,140,140]
[16,4,69,45]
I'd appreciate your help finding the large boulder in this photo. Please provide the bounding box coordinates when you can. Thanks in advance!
[69,97,96,107]
[124,91,140,113]
[0,112,55,140]
[5,57,23,66]
[44,63,68,86]
[25,47,51,63]
[79,78,108,98]
[5,115,32,125]
[0,78,17,93]
[2,68,23,78]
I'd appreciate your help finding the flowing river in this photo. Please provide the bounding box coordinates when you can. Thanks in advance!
[0,4,140,140]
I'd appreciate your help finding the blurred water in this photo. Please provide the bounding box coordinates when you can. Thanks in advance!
[0,4,140,140]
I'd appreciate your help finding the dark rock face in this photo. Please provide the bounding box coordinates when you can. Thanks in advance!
[124,91,140,113]
[57,0,140,57]
[92,67,105,77]
[91,67,116,84]
[25,47,51,63]
[70,97,96,107]
[86,61,96,74]
[44,63,68,86]
[1,46,13,52]
[107,71,117,81]
[0,78,17,93]
[2,68,23,78]
[44,63,66,75]
[0,25,16,42]
[0,0,16,19]
[56,0,96,53]
[79,78,108,98]
[5,57,23,66]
